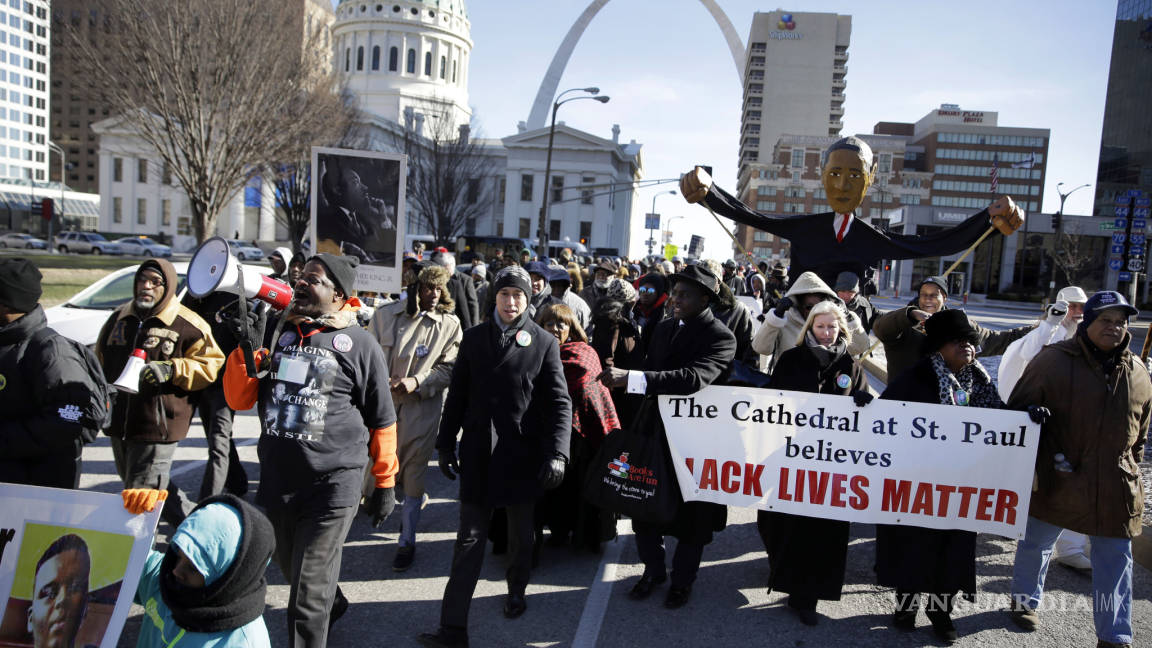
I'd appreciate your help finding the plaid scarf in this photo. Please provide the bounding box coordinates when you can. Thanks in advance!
[929,352,1002,409]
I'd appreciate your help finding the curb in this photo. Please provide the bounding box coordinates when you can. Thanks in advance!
[1135,525,1152,571]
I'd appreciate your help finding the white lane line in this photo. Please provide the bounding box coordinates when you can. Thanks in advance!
[571,519,628,648]
[169,436,259,478]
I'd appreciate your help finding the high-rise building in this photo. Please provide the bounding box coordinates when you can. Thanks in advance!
[0,0,51,185]
[734,9,851,259]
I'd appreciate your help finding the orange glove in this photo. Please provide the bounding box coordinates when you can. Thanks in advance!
[223,347,268,411]
[122,488,169,515]
[369,423,398,489]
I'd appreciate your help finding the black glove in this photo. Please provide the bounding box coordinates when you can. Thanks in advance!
[772,296,793,318]
[141,361,174,385]
[1027,405,1050,425]
[438,449,460,480]
[538,454,567,490]
[852,390,874,407]
[367,487,396,528]
[225,303,268,348]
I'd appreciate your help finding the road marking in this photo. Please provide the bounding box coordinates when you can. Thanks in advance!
[169,436,259,478]
[571,519,628,648]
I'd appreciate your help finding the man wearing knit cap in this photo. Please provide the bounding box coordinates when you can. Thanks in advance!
[223,253,398,647]
[96,258,224,527]
[834,270,879,334]
[420,265,571,648]
[368,264,463,572]
[0,258,106,488]
[547,265,590,331]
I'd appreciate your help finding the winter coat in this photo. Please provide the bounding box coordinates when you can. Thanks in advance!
[134,496,273,648]
[96,260,224,443]
[446,272,478,330]
[0,306,100,488]
[1007,333,1151,538]
[874,356,994,595]
[578,283,610,315]
[996,318,1075,401]
[845,295,880,334]
[758,338,869,601]
[712,282,758,368]
[554,286,592,332]
[630,308,737,545]
[751,271,869,372]
[873,304,1032,384]
[436,317,573,507]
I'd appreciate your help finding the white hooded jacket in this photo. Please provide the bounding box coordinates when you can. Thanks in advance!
[752,271,869,371]
[996,317,1076,402]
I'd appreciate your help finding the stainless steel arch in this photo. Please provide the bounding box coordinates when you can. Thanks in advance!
[525,0,745,130]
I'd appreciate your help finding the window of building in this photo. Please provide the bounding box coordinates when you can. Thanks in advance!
[440,55,446,79]
[137,159,147,183]
[756,185,775,196]
[753,231,769,242]
[467,178,479,203]
[452,60,457,83]
[581,176,594,204]
[356,46,364,71]
[344,48,350,72]
[551,175,563,202]
[579,220,592,243]
[112,156,122,181]
[389,46,398,71]
[136,198,146,225]
[371,46,380,70]
[424,51,431,76]
[177,216,190,236]
[161,199,170,226]
[162,161,171,185]
[112,196,121,222]
[406,48,415,73]
[878,153,892,174]
[901,194,921,205]
[497,177,506,204]
[520,173,533,201]
[548,219,560,240]
[791,148,804,169]
[518,217,530,238]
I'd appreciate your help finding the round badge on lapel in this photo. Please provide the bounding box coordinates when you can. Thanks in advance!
[954,389,969,406]
[835,373,851,389]
[515,330,532,347]
[333,333,354,353]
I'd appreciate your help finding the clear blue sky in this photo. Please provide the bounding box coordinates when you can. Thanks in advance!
[342,1,1117,259]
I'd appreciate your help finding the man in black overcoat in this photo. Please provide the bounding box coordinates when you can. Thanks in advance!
[599,264,737,610]
[419,266,572,648]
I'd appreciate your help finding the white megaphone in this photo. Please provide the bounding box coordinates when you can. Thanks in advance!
[187,237,292,309]
[113,349,147,393]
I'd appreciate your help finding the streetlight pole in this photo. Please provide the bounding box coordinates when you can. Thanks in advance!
[1047,181,1091,300]
[47,141,65,252]
[647,189,675,256]
[665,213,686,256]
[538,87,609,259]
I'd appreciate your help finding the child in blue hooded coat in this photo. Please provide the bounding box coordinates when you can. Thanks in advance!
[123,490,275,648]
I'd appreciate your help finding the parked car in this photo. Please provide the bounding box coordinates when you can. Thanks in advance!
[0,232,48,249]
[227,239,264,261]
[114,236,172,258]
[44,261,273,347]
[55,231,123,255]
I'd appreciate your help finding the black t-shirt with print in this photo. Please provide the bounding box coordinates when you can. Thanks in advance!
[256,317,396,509]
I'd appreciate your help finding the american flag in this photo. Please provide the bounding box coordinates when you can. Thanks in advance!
[990,154,999,194]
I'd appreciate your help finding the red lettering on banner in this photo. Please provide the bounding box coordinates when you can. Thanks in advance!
[935,484,956,517]
[720,461,741,494]
[743,463,765,496]
[830,473,848,508]
[778,467,792,501]
[881,479,912,512]
[910,482,934,516]
[995,489,1018,524]
[795,467,806,501]
[699,459,718,490]
[685,457,694,474]
[957,486,978,517]
[849,475,869,509]
[975,488,996,521]
[806,470,830,504]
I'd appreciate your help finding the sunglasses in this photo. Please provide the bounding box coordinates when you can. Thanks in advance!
[638,286,658,295]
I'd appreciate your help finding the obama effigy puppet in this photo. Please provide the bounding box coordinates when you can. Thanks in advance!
[679,136,1025,291]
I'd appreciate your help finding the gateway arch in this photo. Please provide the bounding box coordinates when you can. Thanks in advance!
[526,0,745,130]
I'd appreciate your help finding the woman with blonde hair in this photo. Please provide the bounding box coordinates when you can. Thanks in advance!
[758,299,873,626]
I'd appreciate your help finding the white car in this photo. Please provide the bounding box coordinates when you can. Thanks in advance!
[227,239,264,261]
[44,261,273,347]
[114,236,173,258]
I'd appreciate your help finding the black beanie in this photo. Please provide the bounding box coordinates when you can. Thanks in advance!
[0,258,42,312]
[492,265,531,297]
[310,253,359,297]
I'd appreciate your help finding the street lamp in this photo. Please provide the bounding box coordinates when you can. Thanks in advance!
[47,141,65,251]
[665,213,686,253]
[1047,181,1091,299]
[538,87,609,258]
[647,189,675,255]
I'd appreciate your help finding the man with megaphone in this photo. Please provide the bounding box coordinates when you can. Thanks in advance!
[95,258,225,528]
[222,253,398,647]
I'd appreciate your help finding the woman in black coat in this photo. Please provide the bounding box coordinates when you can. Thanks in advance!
[758,301,872,626]
[875,309,1003,645]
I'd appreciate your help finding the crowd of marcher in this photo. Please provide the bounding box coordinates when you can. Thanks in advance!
[1,229,1147,648]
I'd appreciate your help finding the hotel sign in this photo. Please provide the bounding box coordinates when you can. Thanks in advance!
[936,109,987,124]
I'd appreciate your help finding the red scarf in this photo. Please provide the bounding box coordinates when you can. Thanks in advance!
[559,341,621,442]
[634,293,668,318]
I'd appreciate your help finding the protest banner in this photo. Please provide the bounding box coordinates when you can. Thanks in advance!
[311,147,408,294]
[0,484,161,648]
[659,386,1038,538]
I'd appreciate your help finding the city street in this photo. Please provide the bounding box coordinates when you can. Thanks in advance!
[79,300,1152,648]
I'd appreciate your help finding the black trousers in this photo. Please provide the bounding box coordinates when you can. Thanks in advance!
[197,382,248,499]
[266,496,357,648]
[634,531,705,589]
[440,500,534,631]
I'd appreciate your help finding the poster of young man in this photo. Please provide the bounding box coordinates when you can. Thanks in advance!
[311,147,407,294]
[0,485,161,648]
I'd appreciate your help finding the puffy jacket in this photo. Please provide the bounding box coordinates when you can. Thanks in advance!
[996,318,1075,401]
[751,271,869,372]
[1007,333,1151,538]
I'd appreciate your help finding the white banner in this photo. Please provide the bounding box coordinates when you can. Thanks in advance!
[0,484,161,648]
[659,386,1039,538]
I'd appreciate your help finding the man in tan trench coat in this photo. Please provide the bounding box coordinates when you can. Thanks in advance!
[368,264,463,571]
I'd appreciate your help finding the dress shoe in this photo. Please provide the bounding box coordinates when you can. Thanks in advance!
[627,572,667,600]
[328,587,349,634]
[789,605,819,626]
[503,592,527,618]
[417,627,469,648]
[1006,601,1039,631]
[392,545,416,572]
[926,609,958,644]
[664,585,692,609]
[891,610,917,631]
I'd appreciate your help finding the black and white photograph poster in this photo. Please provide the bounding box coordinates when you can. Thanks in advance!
[310,147,407,294]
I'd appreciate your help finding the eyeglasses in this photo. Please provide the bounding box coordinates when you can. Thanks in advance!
[638,286,657,295]
[136,276,165,288]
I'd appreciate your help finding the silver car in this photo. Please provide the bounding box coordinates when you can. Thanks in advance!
[55,231,123,255]
[0,232,48,249]
[114,236,173,258]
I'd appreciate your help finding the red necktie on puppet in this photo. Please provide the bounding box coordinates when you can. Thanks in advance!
[836,214,851,242]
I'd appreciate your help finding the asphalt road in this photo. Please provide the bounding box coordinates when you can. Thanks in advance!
[79,299,1152,647]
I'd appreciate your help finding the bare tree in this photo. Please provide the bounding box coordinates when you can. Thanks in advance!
[1053,222,1094,285]
[67,0,347,243]
[393,103,499,244]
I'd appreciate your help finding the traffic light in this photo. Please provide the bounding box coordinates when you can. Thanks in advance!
[40,197,53,221]
[1051,212,1061,231]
